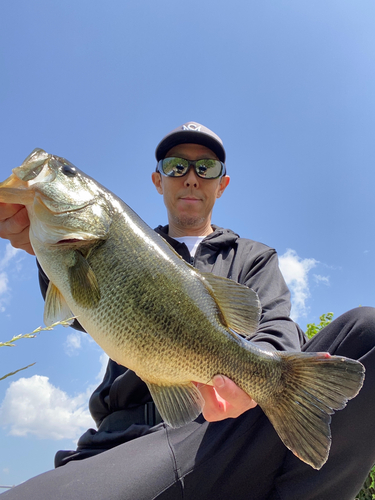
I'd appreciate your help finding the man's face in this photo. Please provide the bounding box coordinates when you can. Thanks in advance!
[152,143,230,236]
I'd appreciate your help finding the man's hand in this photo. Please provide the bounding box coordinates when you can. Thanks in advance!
[0,203,34,255]
[197,375,257,421]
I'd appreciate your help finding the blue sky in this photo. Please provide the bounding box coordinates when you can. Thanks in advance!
[1,0,375,489]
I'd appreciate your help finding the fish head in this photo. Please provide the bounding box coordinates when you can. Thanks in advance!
[0,148,113,248]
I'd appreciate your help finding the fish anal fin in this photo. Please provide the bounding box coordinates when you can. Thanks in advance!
[199,272,261,339]
[259,352,365,469]
[68,251,100,308]
[145,381,205,428]
[44,281,74,327]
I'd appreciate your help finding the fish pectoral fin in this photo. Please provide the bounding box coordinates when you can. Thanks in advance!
[68,251,100,308]
[145,381,204,428]
[259,352,365,469]
[44,282,74,327]
[199,272,261,339]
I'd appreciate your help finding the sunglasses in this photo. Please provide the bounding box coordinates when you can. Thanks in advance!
[157,157,226,179]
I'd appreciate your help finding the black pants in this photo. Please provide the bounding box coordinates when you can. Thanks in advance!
[2,307,375,500]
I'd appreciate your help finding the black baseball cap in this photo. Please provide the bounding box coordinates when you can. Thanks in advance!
[155,122,226,163]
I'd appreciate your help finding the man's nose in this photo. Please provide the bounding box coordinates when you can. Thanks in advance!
[184,166,199,187]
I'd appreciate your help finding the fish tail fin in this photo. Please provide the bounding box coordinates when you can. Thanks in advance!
[260,352,365,469]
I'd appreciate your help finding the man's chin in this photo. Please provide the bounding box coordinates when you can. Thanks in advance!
[172,215,206,228]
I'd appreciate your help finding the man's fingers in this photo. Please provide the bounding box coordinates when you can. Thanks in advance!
[0,204,34,255]
[1,205,30,232]
[6,226,35,255]
[197,375,257,422]
[212,375,257,413]
[197,383,226,421]
[0,203,25,222]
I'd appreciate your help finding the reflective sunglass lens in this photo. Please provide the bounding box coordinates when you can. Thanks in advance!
[195,159,222,178]
[160,158,188,176]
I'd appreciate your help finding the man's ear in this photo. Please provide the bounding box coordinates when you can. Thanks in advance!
[216,175,230,199]
[151,172,163,194]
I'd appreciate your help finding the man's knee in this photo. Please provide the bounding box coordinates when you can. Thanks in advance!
[335,306,375,358]
[345,306,375,337]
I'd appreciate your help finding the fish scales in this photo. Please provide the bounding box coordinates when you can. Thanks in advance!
[44,206,243,385]
[0,148,365,470]
[86,215,250,384]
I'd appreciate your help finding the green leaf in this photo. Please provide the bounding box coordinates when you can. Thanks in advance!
[305,312,334,339]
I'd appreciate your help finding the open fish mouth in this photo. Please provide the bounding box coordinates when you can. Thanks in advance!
[56,238,84,244]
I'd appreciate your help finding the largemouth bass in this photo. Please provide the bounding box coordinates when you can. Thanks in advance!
[0,148,365,469]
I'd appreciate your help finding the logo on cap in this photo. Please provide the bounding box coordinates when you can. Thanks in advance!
[182,123,202,132]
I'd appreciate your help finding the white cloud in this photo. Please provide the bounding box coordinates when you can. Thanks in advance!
[0,244,21,269]
[0,243,22,313]
[313,274,330,286]
[0,272,9,305]
[64,331,82,356]
[64,330,97,357]
[0,375,94,440]
[279,249,318,321]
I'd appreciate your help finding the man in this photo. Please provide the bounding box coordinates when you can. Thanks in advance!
[1,122,375,499]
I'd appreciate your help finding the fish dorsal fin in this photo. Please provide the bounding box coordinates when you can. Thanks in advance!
[68,250,101,308]
[44,281,74,327]
[145,381,204,428]
[198,272,261,339]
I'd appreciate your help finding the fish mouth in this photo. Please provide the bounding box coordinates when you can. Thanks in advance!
[0,173,35,205]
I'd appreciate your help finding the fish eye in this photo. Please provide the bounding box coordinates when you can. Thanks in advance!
[61,163,77,177]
